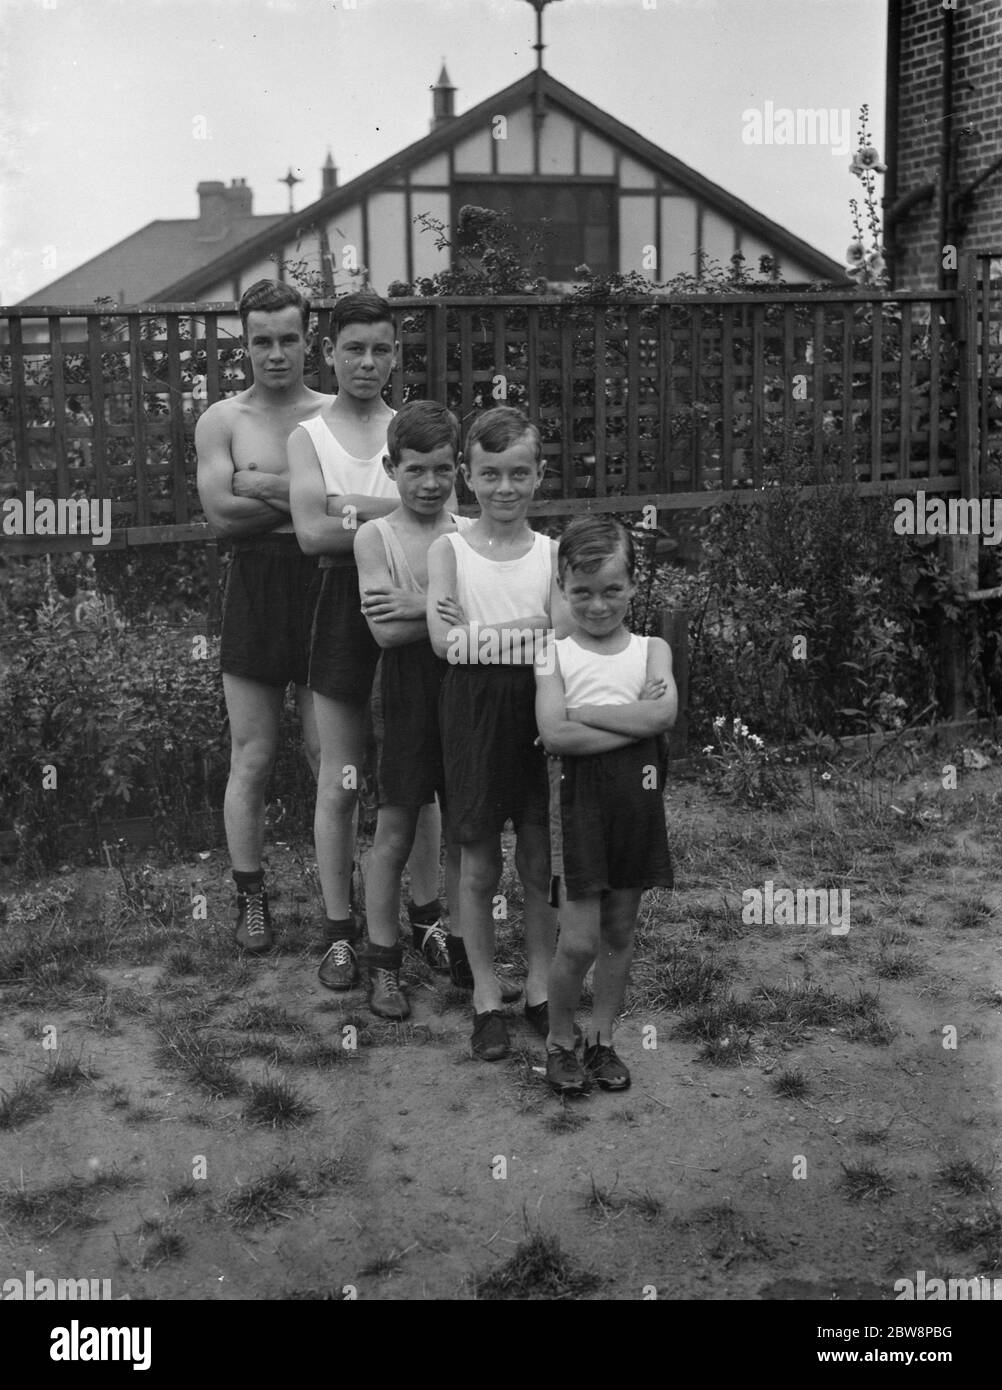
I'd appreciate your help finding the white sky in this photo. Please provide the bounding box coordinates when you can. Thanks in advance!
[1,0,887,302]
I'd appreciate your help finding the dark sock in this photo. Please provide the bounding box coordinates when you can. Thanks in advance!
[363,941,403,971]
[408,897,443,926]
[233,870,264,894]
[324,915,356,945]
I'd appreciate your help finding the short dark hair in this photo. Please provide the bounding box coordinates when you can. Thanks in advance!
[329,291,395,341]
[558,515,636,582]
[465,406,542,466]
[386,400,461,465]
[239,279,310,334]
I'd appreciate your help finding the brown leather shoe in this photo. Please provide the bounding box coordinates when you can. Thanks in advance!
[368,966,410,1020]
[234,889,273,954]
[471,1010,510,1061]
[317,937,359,990]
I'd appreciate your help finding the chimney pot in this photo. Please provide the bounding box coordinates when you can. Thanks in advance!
[431,60,456,131]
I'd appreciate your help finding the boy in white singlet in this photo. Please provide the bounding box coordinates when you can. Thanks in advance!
[427,406,572,1062]
[535,516,676,1096]
[289,294,446,991]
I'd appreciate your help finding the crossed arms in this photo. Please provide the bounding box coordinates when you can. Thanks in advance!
[535,636,677,756]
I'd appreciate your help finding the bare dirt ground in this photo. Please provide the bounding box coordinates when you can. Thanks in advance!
[2,744,1000,1302]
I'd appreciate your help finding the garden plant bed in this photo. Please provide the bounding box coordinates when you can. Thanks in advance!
[1,751,1000,1301]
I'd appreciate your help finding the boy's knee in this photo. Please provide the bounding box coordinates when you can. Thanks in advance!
[462,854,502,897]
[373,823,414,865]
[315,774,358,817]
[555,923,600,971]
[600,919,636,953]
[229,740,275,787]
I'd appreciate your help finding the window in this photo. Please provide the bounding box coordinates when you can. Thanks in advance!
[453,181,615,280]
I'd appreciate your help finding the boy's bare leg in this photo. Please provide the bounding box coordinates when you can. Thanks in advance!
[546,888,601,1051]
[406,799,441,906]
[312,692,366,921]
[295,684,321,781]
[366,805,421,947]
[459,838,504,1014]
[222,675,284,870]
[514,823,558,1009]
[589,888,642,1044]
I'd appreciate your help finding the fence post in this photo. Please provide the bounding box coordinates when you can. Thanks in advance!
[660,608,689,760]
[947,254,981,717]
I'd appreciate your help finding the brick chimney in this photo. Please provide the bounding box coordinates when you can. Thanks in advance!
[322,149,338,194]
[431,62,456,130]
[196,179,253,239]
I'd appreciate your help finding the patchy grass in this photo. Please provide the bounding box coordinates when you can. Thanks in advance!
[0,1077,51,1130]
[474,1228,602,1300]
[225,1035,298,1066]
[0,1172,137,1236]
[294,1038,348,1070]
[220,1158,343,1227]
[937,1159,995,1196]
[854,1124,892,1146]
[942,1206,1002,1265]
[83,994,120,1035]
[629,943,730,1013]
[874,951,921,980]
[583,1177,663,1223]
[839,1161,896,1201]
[771,1068,809,1099]
[672,997,760,1064]
[138,1217,185,1267]
[242,1075,316,1129]
[154,1011,242,1098]
[44,1050,100,1090]
[952,899,994,931]
[163,948,198,977]
[358,1247,414,1279]
[504,1043,549,1112]
[229,1004,309,1034]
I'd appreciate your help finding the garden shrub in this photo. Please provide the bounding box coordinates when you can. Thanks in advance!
[628,434,961,745]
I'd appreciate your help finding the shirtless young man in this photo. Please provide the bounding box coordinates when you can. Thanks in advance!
[289,293,448,991]
[196,279,325,953]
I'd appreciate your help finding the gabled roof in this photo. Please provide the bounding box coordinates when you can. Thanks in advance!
[19,212,287,307]
[159,68,846,299]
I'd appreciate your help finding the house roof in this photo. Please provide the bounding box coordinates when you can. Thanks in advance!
[18,212,287,307]
[158,68,846,299]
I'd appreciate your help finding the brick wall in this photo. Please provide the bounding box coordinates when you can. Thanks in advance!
[890,0,1002,290]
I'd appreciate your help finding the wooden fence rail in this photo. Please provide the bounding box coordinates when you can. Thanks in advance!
[2,265,999,558]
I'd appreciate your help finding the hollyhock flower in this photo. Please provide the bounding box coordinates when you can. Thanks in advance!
[857,145,887,172]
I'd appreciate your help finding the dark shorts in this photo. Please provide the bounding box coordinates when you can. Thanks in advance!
[219,533,319,688]
[372,640,447,809]
[548,737,674,903]
[440,663,549,844]
[308,560,381,705]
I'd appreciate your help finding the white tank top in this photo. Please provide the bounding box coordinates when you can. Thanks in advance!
[297,415,398,500]
[555,632,649,705]
[443,530,552,626]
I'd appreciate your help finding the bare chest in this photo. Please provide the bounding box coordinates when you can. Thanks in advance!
[230,404,317,473]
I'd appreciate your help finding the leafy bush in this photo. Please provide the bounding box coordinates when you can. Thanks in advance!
[628,433,959,744]
[0,569,230,868]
